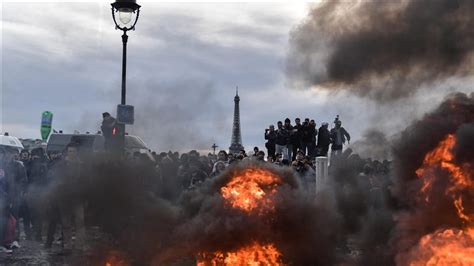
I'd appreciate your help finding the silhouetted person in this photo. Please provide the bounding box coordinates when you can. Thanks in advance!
[48,142,85,253]
[290,118,302,160]
[101,112,117,152]
[301,119,317,156]
[275,121,289,160]
[317,122,331,157]
[330,119,350,156]
[264,125,277,161]
[284,118,294,160]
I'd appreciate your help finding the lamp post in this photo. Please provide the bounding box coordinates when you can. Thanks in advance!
[110,0,140,152]
[111,0,140,105]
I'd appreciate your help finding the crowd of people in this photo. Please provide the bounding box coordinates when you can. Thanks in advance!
[0,143,87,254]
[0,114,393,256]
[264,115,350,162]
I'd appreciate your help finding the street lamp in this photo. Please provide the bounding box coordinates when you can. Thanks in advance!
[110,0,140,153]
[111,0,141,105]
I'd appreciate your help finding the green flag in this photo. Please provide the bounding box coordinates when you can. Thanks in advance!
[41,111,53,141]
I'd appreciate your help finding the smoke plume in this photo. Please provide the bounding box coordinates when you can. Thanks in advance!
[286,0,474,102]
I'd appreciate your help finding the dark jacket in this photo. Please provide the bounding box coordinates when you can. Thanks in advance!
[289,124,301,145]
[317,127,331,148]
[48,159,84,205]
[302,124,317,143]
[28,160,49,186]
[1,160,27,205]
[275,128,289,146]
[101,116,117,138]
[330,127,351,145]
[264,130,277,148]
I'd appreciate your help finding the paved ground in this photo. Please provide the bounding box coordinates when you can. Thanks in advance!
[0,227,113,266]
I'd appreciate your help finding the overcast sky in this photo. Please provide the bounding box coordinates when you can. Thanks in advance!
[1,2,471,153]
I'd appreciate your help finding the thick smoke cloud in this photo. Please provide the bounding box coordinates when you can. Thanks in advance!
[392,92,474,194]
[286,0,474,102]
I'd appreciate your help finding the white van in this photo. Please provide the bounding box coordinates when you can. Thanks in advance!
[0,133,24,152]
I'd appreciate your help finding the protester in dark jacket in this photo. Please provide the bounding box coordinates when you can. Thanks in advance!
[264,125,277,161]
[284,118,294,160]
[275,121,289,160]
[301,119,317,156]
[317,122,331,156]
[289,118,302,161]
[101,112,117,152]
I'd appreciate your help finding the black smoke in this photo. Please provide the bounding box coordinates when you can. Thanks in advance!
[286,0,474,102]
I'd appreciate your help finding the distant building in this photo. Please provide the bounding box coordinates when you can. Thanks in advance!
[229,87,244,154]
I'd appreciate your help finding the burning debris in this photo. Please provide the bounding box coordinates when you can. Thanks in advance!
[219,167,284,213]
[403,228,474,266]
[391,93,474,266]
[197,242,283,265]
[396,133,474,265]
[286,0,474,101]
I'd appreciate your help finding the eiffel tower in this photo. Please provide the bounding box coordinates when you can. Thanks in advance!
[229,87,244,154]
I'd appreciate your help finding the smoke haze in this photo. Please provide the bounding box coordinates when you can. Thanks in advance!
[286,0,474,102]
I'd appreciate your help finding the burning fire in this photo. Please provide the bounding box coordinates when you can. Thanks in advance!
[197,242,283,266]
[198,167,284,265]
[409,134,473,266]
[220,168,283,213]
[406,228,474,266]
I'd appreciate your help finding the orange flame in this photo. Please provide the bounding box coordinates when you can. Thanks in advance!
[415,134,472,220]
[197,242,284,266]
[198,168,285,265]
[220,168,283,213]
[407,228,474,266]
[409,134,473,265]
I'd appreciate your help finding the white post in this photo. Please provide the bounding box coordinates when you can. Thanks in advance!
[315,156,329,193]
